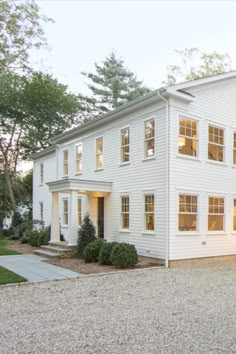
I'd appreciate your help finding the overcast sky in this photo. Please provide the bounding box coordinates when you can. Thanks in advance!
[33,0,236,94]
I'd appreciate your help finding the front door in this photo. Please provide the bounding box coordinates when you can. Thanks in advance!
[97,197,104,238]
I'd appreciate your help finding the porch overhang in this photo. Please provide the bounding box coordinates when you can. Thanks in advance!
[47,178,112,193]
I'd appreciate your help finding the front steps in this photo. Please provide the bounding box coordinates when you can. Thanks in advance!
[33,243,76,259]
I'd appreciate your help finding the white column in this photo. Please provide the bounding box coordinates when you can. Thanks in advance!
[68,190,78,245]
[50,192,60,243]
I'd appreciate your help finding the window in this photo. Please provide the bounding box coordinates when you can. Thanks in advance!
[178,195,198,232]
[39,202,43,226]
[121,127,130,163]
[233,133,236,165]
[121,196,129,229]
[40,163,44,185]
[178,117,198,157]
[96,137,103,169]
[63,199,69,225]
[233,199,236,231]
[77,199,82,226]
[144,119,155,158]
[144,194,155,231]
[208,197,224,231]
[76,144,82,174]
[63,150,69,176]
[208,125,224,162]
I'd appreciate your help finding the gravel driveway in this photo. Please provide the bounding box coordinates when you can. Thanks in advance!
[1,264,236,354]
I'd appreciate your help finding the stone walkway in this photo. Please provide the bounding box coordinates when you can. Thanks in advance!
[0,255,79,282]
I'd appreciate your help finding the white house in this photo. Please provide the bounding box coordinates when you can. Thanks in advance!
[32,71,236,266]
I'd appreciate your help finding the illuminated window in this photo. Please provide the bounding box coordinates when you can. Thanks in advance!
[39,202,43,226]
[121,196,129,229]
[76,144,82,174]
[233,133,236,165]
[208,197,224,231]
[178,117,198,157]
[208,125,224,162]
[63,199,69,225]
[144,194,155,231]
[121,128,130,163]
[144,119,155,158]
[40,163,44,185]
[63,150,69,176]
[96,137,103,169]
[178,195,198,232]
[77,199,82,226]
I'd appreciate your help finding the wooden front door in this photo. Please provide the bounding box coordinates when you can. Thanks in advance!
[97,197,104,239]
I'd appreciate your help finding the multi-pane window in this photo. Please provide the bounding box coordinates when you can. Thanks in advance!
[178,117,198,157]
[76,144,82,174]
[121,196,129,229]
[63,199,69,225]
[39,202,43,226]
[233,199,236,231]
[144,119,155,158]
[63,150,69,176]
[96,137,103,169]
[233,133,236,165]
[40,163,44,185]
[208,197,224,231]
[77,199,82,226]
[144,194,155,231]
[121,128,130,163]
[178,195,198,232]
[208,125,224,162]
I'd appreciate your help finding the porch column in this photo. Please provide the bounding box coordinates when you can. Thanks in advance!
[50,192,60,243]
[68,190,78,245]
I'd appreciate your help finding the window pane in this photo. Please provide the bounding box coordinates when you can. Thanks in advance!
[64,163,68,176]
[145,119,154,139]
[208,215,224,231]
[179,214,197,232]
[145,139,155,157]
[96,138,103,154]
[96,154,103,169]
[233,215,236,231]
[145,213,154,231]
[145,195,154,212]
[234,150,236,165]
[76,160,82,174]
[121,128,129,146]
[178,137,197,157]
[122,213,129,229]
[122,145,130,162]
[64,150,68,161]
[208,126,224,145]
[78,199,82,225]
[208,143,223,162]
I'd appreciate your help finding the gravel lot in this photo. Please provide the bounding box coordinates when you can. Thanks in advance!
[1,264,236,354]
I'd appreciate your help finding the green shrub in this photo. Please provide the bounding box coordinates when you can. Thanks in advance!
[84,239,104,263]
[11,220,32,240]
[25,229,49,247]
[99,242,118,265]
[110,243,138,268]
[77,214,96,258]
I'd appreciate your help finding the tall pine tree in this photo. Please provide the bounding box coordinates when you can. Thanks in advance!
[81,52,150,114]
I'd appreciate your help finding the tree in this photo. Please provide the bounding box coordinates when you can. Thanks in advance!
[77,214,96,258]
[0,0,51,72]
[81,52,151,114]
[165,48,232,84]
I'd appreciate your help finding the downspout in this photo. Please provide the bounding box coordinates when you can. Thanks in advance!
[157,90,169,268]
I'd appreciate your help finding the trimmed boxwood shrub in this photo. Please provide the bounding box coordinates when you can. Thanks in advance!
[110,243,138,268]
[83,239,104,263]
[99,242,118,265]
[77,214,96,258]
[25,229,49,247]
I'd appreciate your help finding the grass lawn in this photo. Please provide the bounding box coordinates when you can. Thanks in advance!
[0,238,19,256]
[0,266,26,285]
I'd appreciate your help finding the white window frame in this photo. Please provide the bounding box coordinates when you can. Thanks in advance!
[120,127,130,164]
[63,149,69,177]
[144,118,155,159]
[62,198,69,226]
[178,116,198,159]
[95,136,103,170]
[75,143,82,175]
[77,198,82,226]
[208,195,225,233]
[233,132,236,165]
[120,195,130,230]
[40,163,44,185]
[208,124,225,163]
[143,193,155,233]
[39,201,43,226]
[178,193,198,234]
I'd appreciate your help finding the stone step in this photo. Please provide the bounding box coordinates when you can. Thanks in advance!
[33,249,60,258]
[49,242,75,250]
[41,245,72,254]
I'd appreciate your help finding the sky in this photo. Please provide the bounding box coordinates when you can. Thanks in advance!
[33,0,236,94]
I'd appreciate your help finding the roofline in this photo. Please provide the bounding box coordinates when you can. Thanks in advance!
[30,145,56,160]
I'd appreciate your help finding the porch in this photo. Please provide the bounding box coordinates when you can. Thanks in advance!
[47,179,112,246]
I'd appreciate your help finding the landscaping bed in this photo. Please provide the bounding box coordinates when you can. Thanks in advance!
[0,266,26,285]
[7,240,39,255]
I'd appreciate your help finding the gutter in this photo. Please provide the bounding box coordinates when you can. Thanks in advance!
[157,90,169,268]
